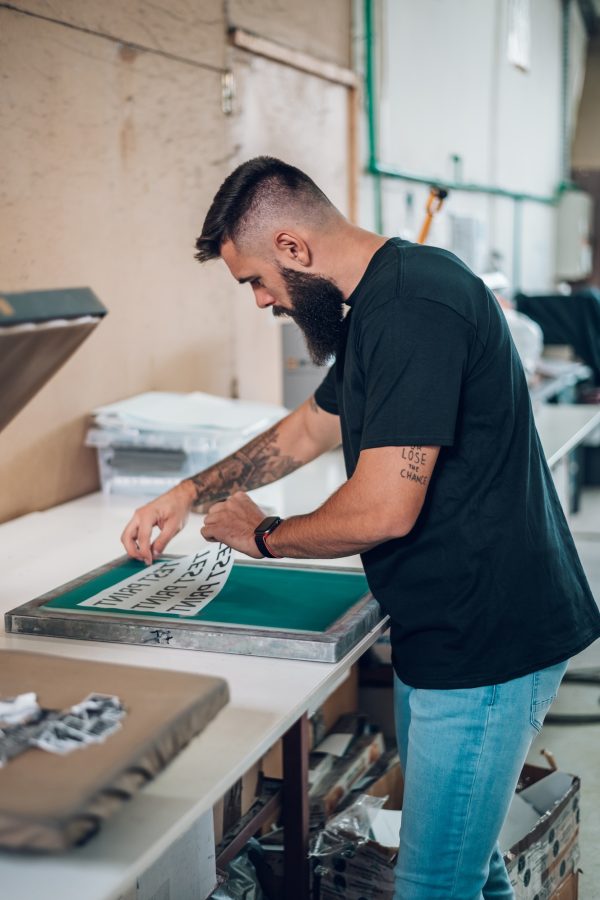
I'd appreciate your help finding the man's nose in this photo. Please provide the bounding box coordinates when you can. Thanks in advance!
[253,286,275,309]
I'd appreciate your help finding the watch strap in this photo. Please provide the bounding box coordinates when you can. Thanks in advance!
[254,516,283,558]
[261,531,282,559]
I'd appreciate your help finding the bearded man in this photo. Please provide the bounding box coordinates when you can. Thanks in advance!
[121,157,599,900]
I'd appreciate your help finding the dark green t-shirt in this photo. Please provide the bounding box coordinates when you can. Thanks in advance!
[315,238,600,688]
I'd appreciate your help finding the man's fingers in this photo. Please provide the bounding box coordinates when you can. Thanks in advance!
[121,485,195,565]
[121,518,142,559]
[135,519,156,566]
[203,507,225,528]
[151,521,179,559]
[200,521,218,542]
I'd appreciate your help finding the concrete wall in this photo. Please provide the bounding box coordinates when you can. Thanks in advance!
[0,0,352,522]
[358,0,588,294]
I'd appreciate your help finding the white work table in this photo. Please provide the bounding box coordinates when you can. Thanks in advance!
[533,403,600,468]
[1,403,598,899]
[0,452,380,900]
[533,403,600,513]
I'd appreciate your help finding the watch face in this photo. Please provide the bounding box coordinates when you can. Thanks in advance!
[256,516,281,535]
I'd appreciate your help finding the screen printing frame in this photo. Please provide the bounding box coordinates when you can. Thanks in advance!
[5,556,387,663]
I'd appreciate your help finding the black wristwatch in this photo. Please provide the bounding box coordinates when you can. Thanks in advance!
[254,516,283,558]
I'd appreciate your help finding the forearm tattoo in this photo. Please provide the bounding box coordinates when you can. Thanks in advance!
[188,423,302,509]
[399,446,430,487]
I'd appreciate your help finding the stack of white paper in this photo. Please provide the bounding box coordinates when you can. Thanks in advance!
[93,391,286,434]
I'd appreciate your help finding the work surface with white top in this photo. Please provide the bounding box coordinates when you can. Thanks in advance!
[0,403,598,900]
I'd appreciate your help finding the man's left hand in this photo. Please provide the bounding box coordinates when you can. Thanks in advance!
[201,491,266,558]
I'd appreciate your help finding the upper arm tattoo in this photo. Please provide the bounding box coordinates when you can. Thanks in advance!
[399,446,432,487]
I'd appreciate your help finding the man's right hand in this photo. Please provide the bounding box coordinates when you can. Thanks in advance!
[120,480,196,565]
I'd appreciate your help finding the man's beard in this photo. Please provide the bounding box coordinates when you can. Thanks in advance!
[274,267,346,366]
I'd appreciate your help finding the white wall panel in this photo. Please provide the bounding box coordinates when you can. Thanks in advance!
[361,0,589,292]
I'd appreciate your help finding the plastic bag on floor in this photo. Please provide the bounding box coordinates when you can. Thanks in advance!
[310,794,387,858]
[211,842,265,900]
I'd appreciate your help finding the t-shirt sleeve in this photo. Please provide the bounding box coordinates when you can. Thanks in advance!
[314,363,339,415]
[358,297,472,449]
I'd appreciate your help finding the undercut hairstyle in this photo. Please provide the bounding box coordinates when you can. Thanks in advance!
[195,156,337,263]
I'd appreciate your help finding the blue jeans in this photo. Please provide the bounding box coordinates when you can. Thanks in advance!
[393,660,569,900]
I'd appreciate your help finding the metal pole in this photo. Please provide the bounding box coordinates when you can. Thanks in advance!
[512,199,523,295]
[364,0,384,233]
[561,0,572,186]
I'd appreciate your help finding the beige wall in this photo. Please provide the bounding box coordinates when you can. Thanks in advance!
[0,1,353,522]
[230,49,351,404]
[230,0,351,65]
[225,0,353,403]
[572,36,600,169]
[6,0,227,66]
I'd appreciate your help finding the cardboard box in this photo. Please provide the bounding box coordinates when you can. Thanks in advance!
[357,685,396,740]
[213,759,261,846]
[262,665,359,780]
[317,840,396,900]
[308,750,336,794]
[315,753,403,900]
[503,766,580,900]
[315,763,579,900]
[309,726,385,831]
[551,869,578,900]
[350,749,404,808]
[317,666,360,739]
[117,810,216,900]
[308,714,376,803]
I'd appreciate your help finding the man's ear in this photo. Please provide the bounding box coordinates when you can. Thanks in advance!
[273,231,312,267]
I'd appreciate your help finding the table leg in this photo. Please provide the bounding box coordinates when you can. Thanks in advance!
[282,713,310,899]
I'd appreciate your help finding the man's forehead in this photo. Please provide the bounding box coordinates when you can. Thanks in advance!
[220,239,268,281]
[219,239,242,269]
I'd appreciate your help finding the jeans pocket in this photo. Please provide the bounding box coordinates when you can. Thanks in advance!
[530,660,569,733]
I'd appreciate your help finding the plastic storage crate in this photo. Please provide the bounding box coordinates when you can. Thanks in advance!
[86,392,286,496]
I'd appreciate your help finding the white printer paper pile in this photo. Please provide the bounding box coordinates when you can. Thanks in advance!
[86,391,286,495]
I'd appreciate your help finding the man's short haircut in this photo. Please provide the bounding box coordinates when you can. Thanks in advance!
[195,156,336,262]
